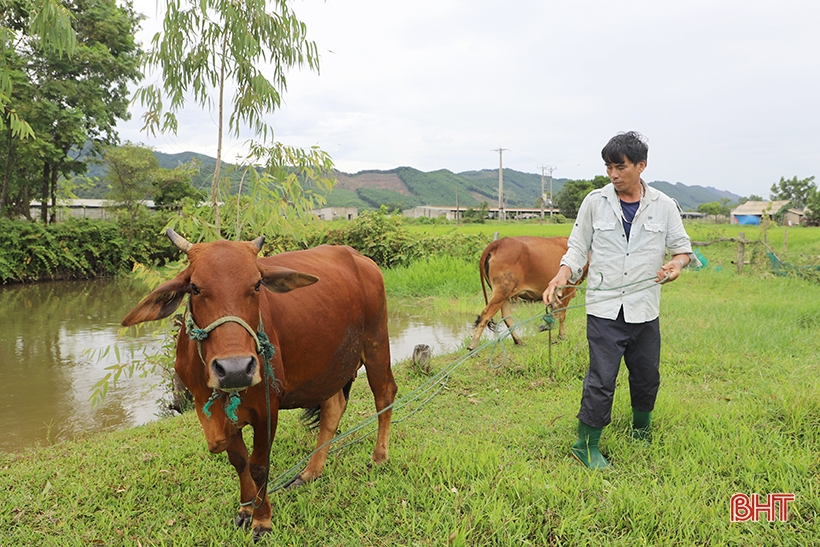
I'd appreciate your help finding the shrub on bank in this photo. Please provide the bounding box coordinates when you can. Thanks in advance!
[0,215,177,284]
[316,208,490,268]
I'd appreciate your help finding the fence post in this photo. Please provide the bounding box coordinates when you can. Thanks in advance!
[737,232,745,273]
[784,228,788,252]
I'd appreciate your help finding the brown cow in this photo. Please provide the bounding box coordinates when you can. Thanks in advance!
[468,236,584,351]
[122,229,397,541]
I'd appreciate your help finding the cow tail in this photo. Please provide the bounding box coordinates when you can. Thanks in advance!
[479,251,491,306]
[475,250,497,331]
[300,378,355,430]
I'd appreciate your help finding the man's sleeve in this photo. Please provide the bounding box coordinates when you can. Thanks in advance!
[561,195,594,283]
[666,200,702,268]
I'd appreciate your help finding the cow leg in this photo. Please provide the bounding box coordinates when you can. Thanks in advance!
[555,290,574,340]
[289,388,349,489]
[469,296,507,350]
[226,433,256,530]
[499,299,525,346]
[243,413,280,541]
[363,357,398,465]
[555,305,569,340]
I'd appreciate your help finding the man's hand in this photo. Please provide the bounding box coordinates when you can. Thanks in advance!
[656,256,688,284]
[543,265,572,306]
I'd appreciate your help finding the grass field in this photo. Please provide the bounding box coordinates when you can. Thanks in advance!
[2,225,819,546]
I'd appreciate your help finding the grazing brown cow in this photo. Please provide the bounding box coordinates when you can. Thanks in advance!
[468,236,584,351]
[122,229,397,542]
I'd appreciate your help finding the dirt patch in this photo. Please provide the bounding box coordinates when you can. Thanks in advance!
[333,170,413,196]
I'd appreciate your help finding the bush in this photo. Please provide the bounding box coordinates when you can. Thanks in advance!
[315,208,490,268]
[0,215,177,284]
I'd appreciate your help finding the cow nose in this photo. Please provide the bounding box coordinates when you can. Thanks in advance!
[211,356,257,390]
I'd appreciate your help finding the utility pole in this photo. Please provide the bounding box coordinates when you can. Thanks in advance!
[493,148,508,221]
[538,166,547,224]
[538,165,556,221]
[543,165,556,219]
[548,166,556,218]
[455,186,460,226]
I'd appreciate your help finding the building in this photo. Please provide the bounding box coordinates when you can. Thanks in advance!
[402,205,559,221]
[730,200,793,225]
[312,206,358,221]
[29,199,156,221]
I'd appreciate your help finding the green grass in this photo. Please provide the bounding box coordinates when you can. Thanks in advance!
[2,234,820,546]
[383,254,477,298]
[405,221,573,239]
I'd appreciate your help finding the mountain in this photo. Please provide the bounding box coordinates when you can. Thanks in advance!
[328,167,572,210]
[647,181,742,211]
[75,150,743,211]
[328,168,742,212]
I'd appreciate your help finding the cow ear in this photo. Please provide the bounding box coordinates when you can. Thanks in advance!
[121,268,191,326]
[258,263,319,293]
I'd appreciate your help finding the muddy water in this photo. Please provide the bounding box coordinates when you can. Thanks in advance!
[0,279,490,453]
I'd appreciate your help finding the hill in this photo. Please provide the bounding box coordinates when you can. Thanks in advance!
[328,167,742,211]
[647,181,742,211]
[75,150,742,211]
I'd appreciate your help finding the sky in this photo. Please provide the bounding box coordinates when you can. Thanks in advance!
[118,0,820,198]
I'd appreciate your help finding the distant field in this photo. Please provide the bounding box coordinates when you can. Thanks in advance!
[408,221,820,262]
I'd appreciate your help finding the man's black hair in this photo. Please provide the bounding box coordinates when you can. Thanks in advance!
[601,131,648,165]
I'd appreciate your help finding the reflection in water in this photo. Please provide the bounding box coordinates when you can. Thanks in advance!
[0,278,164,453]
[0,280,541,453]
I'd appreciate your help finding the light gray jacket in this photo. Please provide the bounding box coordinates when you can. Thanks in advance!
[560,181,699,323]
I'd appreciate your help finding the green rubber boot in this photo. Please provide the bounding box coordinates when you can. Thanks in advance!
[570,421,610,470]
[631,409,652,442]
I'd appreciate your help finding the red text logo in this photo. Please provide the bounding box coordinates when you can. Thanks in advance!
[730,493,795,522]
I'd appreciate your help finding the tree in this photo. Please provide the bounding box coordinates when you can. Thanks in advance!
[104,143,157,241]
[1,0,143,222]
[104,143,203,239]
[463,201,488,223]
[697,201,723,223]
[555,176,608,218]
[770,175,816,209]
[1,0,78,139]
[151,159,203,209]
[804,186,820,226]
[135,0,323,235]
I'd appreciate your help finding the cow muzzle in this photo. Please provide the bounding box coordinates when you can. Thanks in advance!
[210,356,259,391]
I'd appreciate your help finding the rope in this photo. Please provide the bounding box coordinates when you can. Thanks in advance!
[264,271,673,492]
[183,297,281,510]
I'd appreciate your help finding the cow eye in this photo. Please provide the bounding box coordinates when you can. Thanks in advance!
[255,279,263,292]
[190,283,201,295]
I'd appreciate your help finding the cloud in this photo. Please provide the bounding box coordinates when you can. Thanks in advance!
[119,0,820,197]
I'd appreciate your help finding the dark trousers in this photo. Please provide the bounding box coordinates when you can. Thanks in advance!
[577,308,661,428]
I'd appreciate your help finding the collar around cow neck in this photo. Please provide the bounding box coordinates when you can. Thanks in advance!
[183,298,281,422]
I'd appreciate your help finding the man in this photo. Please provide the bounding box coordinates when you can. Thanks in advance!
[543,131,699,470]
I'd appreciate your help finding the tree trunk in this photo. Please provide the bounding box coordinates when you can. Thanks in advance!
[0,126,14,217]
[41,163,50,224]
[49,166,58,224]
[210,30,229,238]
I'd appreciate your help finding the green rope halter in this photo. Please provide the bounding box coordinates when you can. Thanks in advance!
[184,298,280,424]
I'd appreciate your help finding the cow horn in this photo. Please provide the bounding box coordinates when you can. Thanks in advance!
[251,235,265,252]
[166,228,193,253]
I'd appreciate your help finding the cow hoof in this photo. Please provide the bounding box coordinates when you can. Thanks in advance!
[284,475,306,490]
[252,525,272,542]
[235,510,253,529]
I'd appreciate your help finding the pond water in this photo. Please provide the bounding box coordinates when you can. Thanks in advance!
[0,278,499,453]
